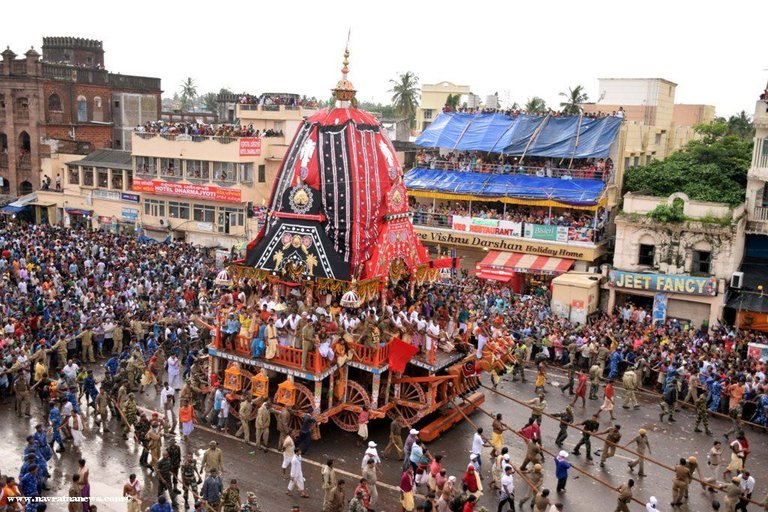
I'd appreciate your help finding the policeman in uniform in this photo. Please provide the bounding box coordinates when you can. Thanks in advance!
[123,392,138,440]
[235,398,254,444]
[693,393,713,434]
[300,318,317,370]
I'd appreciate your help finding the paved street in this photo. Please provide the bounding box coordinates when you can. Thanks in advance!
[2,365,766,511]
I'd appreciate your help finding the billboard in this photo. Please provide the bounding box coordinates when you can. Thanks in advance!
[239,137,262,156]
[608,270,718,296]
[133,179,241,203]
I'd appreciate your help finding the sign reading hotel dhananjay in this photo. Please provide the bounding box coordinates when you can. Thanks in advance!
[608,270,718,296]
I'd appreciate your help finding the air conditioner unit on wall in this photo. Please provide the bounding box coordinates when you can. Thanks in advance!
[158,218,171,228]
[731,271,744,289]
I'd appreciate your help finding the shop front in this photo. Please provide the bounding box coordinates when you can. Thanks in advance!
[65,208,93,229]
[475,250,575,294]
[605,269,724,330]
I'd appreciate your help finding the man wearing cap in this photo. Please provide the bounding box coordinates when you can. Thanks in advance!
[723,476,742,511]
[220,479,241,512]
[265,317,278,360]
[235,397,253,444]
[552,406,574,448]
[499,464,515,511]
[254,400,271,452]
[201,440,224,476]
[167,437,182,492]
[181,453,202,510]
[403,428,419,471]
[671,458,690,508]
[362,441,381,469]
[599,424,622,468]
[300,317,317,370]
[625,429,651,477]
[241,491,261,512]
[622,367,640,409]
[519,463,544,509]
[348,487,367,512]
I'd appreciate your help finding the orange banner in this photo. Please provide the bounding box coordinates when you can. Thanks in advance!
[133,179,241,203]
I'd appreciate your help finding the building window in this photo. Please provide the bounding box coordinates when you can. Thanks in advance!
[48,94,62,111]
[83,167,94,187]
[638,244,654,266]
[111,171,123,190]
[654,133,662,145]
[76,95,87,122]
[135,156,155,176]
[94,97,102,109]
[218,207,244,233]
[239,163,253,183]
[97,168,108,188]
[624,157,630,170]
[423,109,434,121]
[185,160,210,180]
[692,250,712,276]
[422,121,431,131]
[213,162,236,182]
[68,166,80,185]
[168,201,190,220]
[160,158,180,177]
[125,170,133,191]
[633,156,640,168]
[258,164,266,183]
[144,198,165,217]
[193,204,215,223]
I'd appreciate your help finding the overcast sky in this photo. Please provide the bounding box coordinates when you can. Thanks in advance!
[5,1,766,117]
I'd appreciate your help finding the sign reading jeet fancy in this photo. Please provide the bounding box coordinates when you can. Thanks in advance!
[239,138,262,156]
[133,179,241,203]
[608,270,718,297]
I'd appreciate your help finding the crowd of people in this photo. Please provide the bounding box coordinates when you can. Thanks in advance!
[416,151,614,182]
[235,94,322,109]
[135,121,284,139]
[440,105,625,120]
[409,200,608,242]
[1,216,768,511]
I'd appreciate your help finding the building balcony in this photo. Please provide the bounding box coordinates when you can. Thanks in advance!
[749,136,768,180]
[747,206,768,234]
[411,211,607,248]
[418,160,613,182]
[754,100,768,129]
[14,110,30,122]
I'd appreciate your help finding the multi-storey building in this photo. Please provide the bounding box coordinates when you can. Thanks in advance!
[0,37,160,196]
[129,98,317,247]
[415,81,472,133]
[581,78,715,171]
[606,192,745,329]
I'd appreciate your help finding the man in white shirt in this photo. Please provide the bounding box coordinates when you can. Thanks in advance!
[737,471,755,512]
[471,427,488,469]
[62,360,79,383]
[426,319,440,354]
[499,465,515,510]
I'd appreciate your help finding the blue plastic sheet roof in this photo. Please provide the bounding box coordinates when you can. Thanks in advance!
[404,168,605,205]
[416,112,622,158]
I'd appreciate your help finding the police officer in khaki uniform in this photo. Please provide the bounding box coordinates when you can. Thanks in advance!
[300,317,317,370]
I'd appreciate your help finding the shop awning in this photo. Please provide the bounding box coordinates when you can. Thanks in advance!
[477,250,574,275]
[0,204,27,214]
[476,269,514,282]
[65,208,93,216]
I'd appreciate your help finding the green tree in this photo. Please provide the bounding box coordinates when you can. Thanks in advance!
[445,93,461,110]
[358,101,396,118]
[524,97,547,114]
[623,120,753,206]
[725,110,754,140]
[201,92,218,113]
[559,85,588,115]
[390,72,420,126]
[179,77,198,111]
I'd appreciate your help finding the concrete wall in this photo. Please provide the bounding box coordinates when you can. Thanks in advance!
[673,104,716,127]
[416,81,471,133]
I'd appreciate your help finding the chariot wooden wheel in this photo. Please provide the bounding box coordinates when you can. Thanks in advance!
[330,381,371,432]
[386,381,427,426]
[272,382,315,431]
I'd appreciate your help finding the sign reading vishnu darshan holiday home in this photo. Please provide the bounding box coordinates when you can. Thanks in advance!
[239,137,262,156]
[132,178,241,203]
[608,270,718,296]
[451,215,522,237]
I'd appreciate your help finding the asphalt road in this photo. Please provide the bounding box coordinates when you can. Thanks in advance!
[2,366,766,512]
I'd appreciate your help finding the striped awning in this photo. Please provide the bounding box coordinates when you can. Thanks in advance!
[477,250,574,276]
[476,269,514,283]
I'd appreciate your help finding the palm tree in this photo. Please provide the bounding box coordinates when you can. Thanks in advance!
[726,110,754,139]
[559,85,588,115]
[390,72,420,126]
[524,97,548,114]
[179,77,198,111]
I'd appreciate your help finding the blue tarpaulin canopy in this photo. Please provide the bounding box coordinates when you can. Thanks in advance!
[0,204,27,214]
[404,167,605,207]
[416,112,622,158]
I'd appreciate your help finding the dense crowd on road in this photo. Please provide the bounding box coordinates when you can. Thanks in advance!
[135,121,284,138]
[1,216,768,511]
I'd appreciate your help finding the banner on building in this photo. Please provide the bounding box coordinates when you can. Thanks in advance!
[451,215,522,237]
[133,179,241,203]
[652,293,668,324]
[121,208,138,221]
[523,223,569,242]
[239,137,262,156]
